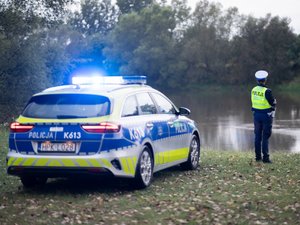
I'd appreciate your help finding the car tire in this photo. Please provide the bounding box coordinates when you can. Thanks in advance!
[181,135,200,170]
[20,176,48,188]
[134,146,154,189]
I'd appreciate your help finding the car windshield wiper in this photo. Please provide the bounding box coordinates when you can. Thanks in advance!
[56,115,88,119]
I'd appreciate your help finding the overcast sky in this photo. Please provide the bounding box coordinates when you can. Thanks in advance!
[188,0,300,34]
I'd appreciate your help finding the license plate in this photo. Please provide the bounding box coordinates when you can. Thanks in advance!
[39,142,76,152]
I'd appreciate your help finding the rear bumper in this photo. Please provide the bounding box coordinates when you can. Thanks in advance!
[7,150,139,178]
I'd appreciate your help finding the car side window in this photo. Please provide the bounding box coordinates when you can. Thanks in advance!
[122,95,139,117]
[151,93,176,114]
[136,93,157,115]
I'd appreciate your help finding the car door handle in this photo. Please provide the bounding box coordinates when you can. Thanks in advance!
[167,121,174,126]
[146,123,154,129]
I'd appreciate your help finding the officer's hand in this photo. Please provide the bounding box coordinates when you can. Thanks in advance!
[267,111,275,118]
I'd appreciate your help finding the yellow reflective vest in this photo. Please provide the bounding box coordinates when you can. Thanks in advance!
[251,86,272,110]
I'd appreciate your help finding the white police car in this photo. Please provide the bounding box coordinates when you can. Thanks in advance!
[7,76,200,188]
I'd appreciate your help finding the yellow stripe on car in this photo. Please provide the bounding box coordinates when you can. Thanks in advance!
[127,157,135,175]
[59,159,76,167]
[48,160,63,167]
[155,147,189,165]
[75,159,90,167]
[36,158,49,166]
[14,157,25,166]
[22,158,36,166]
[120,157,129,174]
[8,157,108,168]
[100,159,111,168]
[88,159,101,167]
[119,157,138,175]
[7,157,15,166]
[17,115,112,124]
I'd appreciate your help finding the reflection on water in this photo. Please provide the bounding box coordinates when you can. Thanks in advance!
[169,90,300,153]
[271,121,300,153]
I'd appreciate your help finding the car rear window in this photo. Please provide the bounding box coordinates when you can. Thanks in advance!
[22,94,111,119]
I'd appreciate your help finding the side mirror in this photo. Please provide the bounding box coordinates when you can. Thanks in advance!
[177,107,190,116]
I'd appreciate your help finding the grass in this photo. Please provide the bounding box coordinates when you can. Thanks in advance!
[0,127,300,225]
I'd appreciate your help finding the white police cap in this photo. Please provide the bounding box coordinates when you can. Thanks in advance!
[255,70,268,80]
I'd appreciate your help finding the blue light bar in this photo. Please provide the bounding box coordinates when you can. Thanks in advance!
[122,76,147,85]
[72,76,147,85]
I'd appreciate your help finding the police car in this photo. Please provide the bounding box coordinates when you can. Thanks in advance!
[7,76,200,188]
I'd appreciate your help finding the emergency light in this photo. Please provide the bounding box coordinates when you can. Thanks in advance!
[72,76,147,85]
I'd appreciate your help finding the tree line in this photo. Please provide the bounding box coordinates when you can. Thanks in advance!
[0,0,300,107]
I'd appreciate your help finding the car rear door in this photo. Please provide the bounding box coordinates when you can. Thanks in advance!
[120,93,171,165]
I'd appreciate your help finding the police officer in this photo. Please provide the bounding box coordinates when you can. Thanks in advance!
[251,70,276,163]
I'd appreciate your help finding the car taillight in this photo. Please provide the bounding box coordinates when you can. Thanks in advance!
[81,122,120,133]
[10,122,34,133]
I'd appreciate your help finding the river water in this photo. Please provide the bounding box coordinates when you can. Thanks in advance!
[169,90,300,153]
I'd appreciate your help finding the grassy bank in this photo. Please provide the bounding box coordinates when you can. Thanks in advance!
[0,128,300,225]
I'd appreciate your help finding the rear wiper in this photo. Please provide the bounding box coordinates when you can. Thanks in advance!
[56,115,87,119]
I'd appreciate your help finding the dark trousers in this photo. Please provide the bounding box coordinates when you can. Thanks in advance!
[253,112,273,160]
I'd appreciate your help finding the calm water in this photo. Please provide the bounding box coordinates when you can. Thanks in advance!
[169,90,300,153]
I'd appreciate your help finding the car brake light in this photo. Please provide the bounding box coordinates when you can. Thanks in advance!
[81,122,120,133]
[10,122,34,133]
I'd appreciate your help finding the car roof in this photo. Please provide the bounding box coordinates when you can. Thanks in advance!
[35,84,156,98]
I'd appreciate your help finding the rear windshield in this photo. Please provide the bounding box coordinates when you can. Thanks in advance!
[22,94,111,119]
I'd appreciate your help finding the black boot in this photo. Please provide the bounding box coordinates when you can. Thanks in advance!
[263,156,272,163]
[255,155,262,162]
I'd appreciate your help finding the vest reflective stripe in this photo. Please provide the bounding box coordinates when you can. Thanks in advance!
[251,86,272,110]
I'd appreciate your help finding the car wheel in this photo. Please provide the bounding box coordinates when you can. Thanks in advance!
[134,146,153,189]
[20,176,48,188]
[181,135,200,170]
